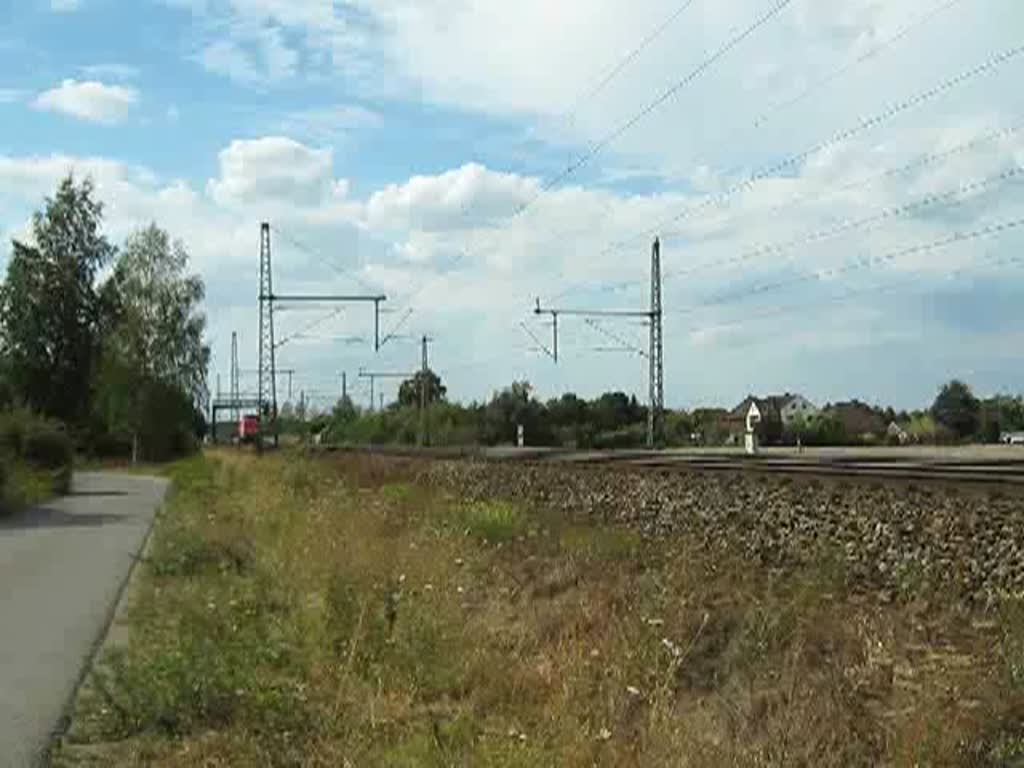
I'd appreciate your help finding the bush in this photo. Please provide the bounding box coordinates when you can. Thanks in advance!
[0,457,8,511]
[0,408,36,456]
[24,425,73,469]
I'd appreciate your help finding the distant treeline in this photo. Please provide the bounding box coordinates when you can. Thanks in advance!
[288,375,1024,449]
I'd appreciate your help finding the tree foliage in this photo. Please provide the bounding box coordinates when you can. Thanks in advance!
[0,177,114,423]
[95,223,210,459]
[397,370,446,408]
[932,379,980,440]
[1,177,210,461]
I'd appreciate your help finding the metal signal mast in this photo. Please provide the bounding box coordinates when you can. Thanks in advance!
[648,238,664,448]
[230,331,240,425]
[534,237,665,448]
[257,222,388,449]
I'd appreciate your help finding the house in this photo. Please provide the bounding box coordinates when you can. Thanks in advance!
[728,393,818,443]
[887,421,911,445]
[1002,431,1024,445]
[780,394,819,426]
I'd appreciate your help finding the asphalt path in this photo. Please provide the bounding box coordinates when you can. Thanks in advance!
[0,472,167,768]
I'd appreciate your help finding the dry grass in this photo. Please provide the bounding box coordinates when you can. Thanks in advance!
[56,450,1024,766]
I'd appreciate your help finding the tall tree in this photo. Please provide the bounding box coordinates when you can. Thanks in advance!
[931,379,980,440]
[398,369,446,408]
[0,176,114,423]
[96,224,210,459]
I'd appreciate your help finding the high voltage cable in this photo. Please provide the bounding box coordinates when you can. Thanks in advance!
[275,308,346,350]
[544,119,1024,303]
[560,0,698,124]
[680,251,1024,347]
[666,165,1024,279]
[674,214,1024,314]
[271,224,381,295]
[663,117,1024,242]
[539,0,961,304]
[752,0,967,129]
[607,41,1024,256]
[380,0,795,341]
[515,0,795,217]
[584,318,649,359]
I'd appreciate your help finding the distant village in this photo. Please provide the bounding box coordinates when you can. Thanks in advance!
[690,388,1024,448]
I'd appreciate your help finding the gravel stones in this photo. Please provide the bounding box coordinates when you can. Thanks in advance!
[421,460,1024,606]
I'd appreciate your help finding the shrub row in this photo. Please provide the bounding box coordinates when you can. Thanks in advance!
[0,409,74,506]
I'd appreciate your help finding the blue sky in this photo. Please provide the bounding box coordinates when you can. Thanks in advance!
[2,0,1024,412]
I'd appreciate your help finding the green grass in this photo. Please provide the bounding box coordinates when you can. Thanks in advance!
[54,450,1024,767]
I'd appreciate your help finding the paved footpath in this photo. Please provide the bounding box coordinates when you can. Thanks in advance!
[0,473,168,768]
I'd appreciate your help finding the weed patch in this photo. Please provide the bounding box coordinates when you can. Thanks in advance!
[461,499,528,543]
[55,451,1024,766]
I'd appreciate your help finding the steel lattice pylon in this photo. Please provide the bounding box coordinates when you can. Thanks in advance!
[648,238,664,448]
[230,331,240,425]
[257,222,278,447]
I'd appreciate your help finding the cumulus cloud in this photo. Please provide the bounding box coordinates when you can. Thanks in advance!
[32,79,138,124]
[208,136,336,207]
[365,163,540,234]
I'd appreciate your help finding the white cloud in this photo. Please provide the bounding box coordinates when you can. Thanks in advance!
[198,24,298,85]
[207,136,337,208]
[0,89,24,104]
[50,0,80,11]
[32,79,138,124]
[365,163,539,235]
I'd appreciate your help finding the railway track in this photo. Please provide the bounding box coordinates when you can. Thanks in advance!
[329,444,1024,487]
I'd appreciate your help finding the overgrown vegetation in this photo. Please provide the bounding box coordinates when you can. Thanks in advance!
[0,408,73,512]
[57,451,1024,765]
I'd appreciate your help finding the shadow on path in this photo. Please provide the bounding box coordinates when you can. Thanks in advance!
[0,506,130,532]
[66,490,131,498]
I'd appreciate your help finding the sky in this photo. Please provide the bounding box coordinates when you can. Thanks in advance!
[1,0,1023,413]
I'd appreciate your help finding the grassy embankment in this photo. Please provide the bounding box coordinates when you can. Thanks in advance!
[57,450,1024,766]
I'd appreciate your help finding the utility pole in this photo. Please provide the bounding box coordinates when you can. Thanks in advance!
[230,331,240,427]
[358,370,414,412]
[531,306,559,362]
[419,335,433,446]
[341,372,348,401]
[534,236,665,449]
[648,238,664,449]
[379,392,384,411]
[258,221,389,449]
[258,223,278,449]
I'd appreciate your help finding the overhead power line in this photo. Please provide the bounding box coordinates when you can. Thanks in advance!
[677,214,1024,314]
[681,251,1024,347]
[584,318,649,359]
[271,224,381,295]
[545,118,1024,304]
[612,41,1024,254]
[275,308,346,350]
[752,0,967,129]
[516,0,795,217]
[667,164,1024,279]
[666,117,1024,243]
[380,0,795,341]
[561,0,698,124]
